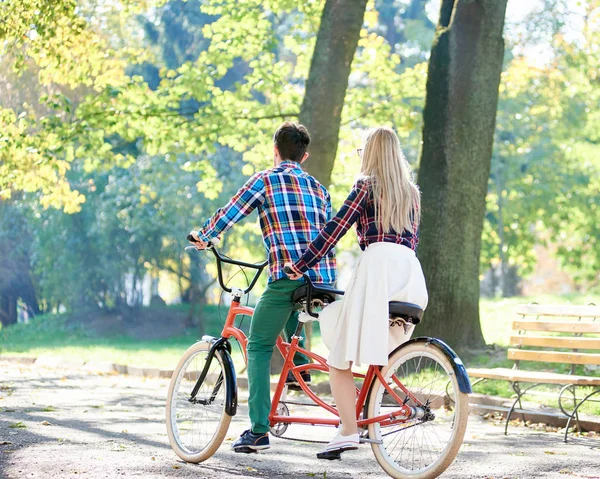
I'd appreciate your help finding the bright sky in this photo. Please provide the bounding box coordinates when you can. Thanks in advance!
[426,0,582,21]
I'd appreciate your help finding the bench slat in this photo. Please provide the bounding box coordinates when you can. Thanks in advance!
[508,348,600,365]
[512,320,600,333]
[515,304,600,318]
[510,335,600,350]
[468,367,600,386]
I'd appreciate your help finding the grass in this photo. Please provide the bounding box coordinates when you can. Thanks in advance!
[0,303,330,371]
[2,294,598,367]
[0,305,226,369]
[2,294,598,395]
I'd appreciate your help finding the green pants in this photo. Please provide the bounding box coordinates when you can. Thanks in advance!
[247,278,309,434]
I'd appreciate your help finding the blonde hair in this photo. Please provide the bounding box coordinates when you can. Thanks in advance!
[360,126,421,234]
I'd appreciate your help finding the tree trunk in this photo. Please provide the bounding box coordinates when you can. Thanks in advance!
[0,294,18,327]
[416,0,508,349]
[300,0,368,187]
[22,273,40,317]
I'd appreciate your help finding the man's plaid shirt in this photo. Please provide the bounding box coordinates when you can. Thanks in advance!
[197,161,337,284]
[294,177,419,273]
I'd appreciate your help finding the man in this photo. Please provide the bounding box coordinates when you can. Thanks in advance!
[189,122,336,452]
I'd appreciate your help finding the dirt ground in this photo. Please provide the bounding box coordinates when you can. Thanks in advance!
[1,359,599,479]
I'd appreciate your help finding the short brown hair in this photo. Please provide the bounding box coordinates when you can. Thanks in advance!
[273,122,310,162]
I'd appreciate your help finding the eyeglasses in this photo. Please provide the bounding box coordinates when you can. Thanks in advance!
[356,148,363,158]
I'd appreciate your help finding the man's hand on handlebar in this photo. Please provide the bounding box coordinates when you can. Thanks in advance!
[187,230,208,250]
[283,262,302,280]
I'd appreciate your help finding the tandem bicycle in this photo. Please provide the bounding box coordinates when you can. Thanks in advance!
[166,239,471,478]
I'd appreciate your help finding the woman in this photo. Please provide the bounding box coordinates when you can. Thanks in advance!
[285,126,428,457]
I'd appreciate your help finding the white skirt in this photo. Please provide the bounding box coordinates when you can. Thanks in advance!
[318,242,428,370]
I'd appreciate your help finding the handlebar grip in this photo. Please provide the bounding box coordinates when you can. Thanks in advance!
[283,266,294,275]
[187,234,221,247]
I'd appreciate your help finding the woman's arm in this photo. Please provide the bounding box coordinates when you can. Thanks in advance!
[293,180,369,273]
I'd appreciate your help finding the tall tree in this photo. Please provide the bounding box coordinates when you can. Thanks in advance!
[300,0,368,186]
[416,0,508,347]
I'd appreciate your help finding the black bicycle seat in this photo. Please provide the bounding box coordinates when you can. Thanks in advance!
[389,301,423,324]
[292,283,344,303]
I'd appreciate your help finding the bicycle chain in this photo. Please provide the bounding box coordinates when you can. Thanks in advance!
[280,400,322,407]
[272,434,329,444]
[272,400,333,444]
[273,432,381,445]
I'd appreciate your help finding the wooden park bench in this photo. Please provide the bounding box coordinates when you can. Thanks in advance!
[468,304,600,441]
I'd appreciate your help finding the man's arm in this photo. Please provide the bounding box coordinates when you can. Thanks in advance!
[196,173,265,242]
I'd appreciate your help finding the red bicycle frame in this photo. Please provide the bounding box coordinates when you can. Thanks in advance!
[221,298,419,430]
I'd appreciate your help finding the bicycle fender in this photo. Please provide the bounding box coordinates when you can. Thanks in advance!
[220,349,238,416]
[201,335,232,354]
[402,337,472,394]
[197,336,237,415]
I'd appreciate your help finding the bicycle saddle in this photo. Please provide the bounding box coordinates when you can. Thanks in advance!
[388,301,423,325]
[292,283,344,303]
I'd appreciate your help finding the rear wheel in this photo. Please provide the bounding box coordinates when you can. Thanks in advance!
[366,341,469,479]
[166,341,232,463]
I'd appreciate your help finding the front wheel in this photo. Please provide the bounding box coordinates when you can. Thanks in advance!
[366,341,469,479]
[166,341,232,463]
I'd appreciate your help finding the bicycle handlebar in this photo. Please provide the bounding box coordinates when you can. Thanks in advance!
[187,236,330,316]
[186,234,268,295]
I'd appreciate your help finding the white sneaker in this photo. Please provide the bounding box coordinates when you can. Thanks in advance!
[320,432,360,454]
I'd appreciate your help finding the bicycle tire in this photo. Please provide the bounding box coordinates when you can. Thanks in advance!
[366,341,469,479]
[166,341,232,463]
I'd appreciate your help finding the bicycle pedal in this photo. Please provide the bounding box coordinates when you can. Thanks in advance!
[316,450,342,460]
[359,437,383,445]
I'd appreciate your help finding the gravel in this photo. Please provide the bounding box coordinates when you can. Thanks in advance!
[1,360,599,479]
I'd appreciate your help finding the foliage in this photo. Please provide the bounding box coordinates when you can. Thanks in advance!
[0,0,141,211]
[1,0,433,315]
[481,1,600,291]
[1,0,599,321]
[1,0,429,211]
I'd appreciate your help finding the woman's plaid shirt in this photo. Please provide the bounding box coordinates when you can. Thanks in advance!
[197,161,337,284]
[294,177,419,273]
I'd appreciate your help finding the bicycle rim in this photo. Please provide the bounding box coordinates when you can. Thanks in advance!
[166,341,232,463]
[367,342,469,479]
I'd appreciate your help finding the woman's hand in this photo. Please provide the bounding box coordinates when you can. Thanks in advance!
[283,262,302,280]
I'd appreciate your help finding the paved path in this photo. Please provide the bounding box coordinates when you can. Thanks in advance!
[1,360,599,479]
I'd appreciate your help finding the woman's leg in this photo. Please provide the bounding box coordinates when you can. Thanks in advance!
[329,363,358,436]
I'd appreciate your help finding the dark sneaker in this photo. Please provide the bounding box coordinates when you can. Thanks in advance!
[232,429,270,453]
[286,371,311,391]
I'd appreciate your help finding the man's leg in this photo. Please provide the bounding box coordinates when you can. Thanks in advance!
[246,279,300,435]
